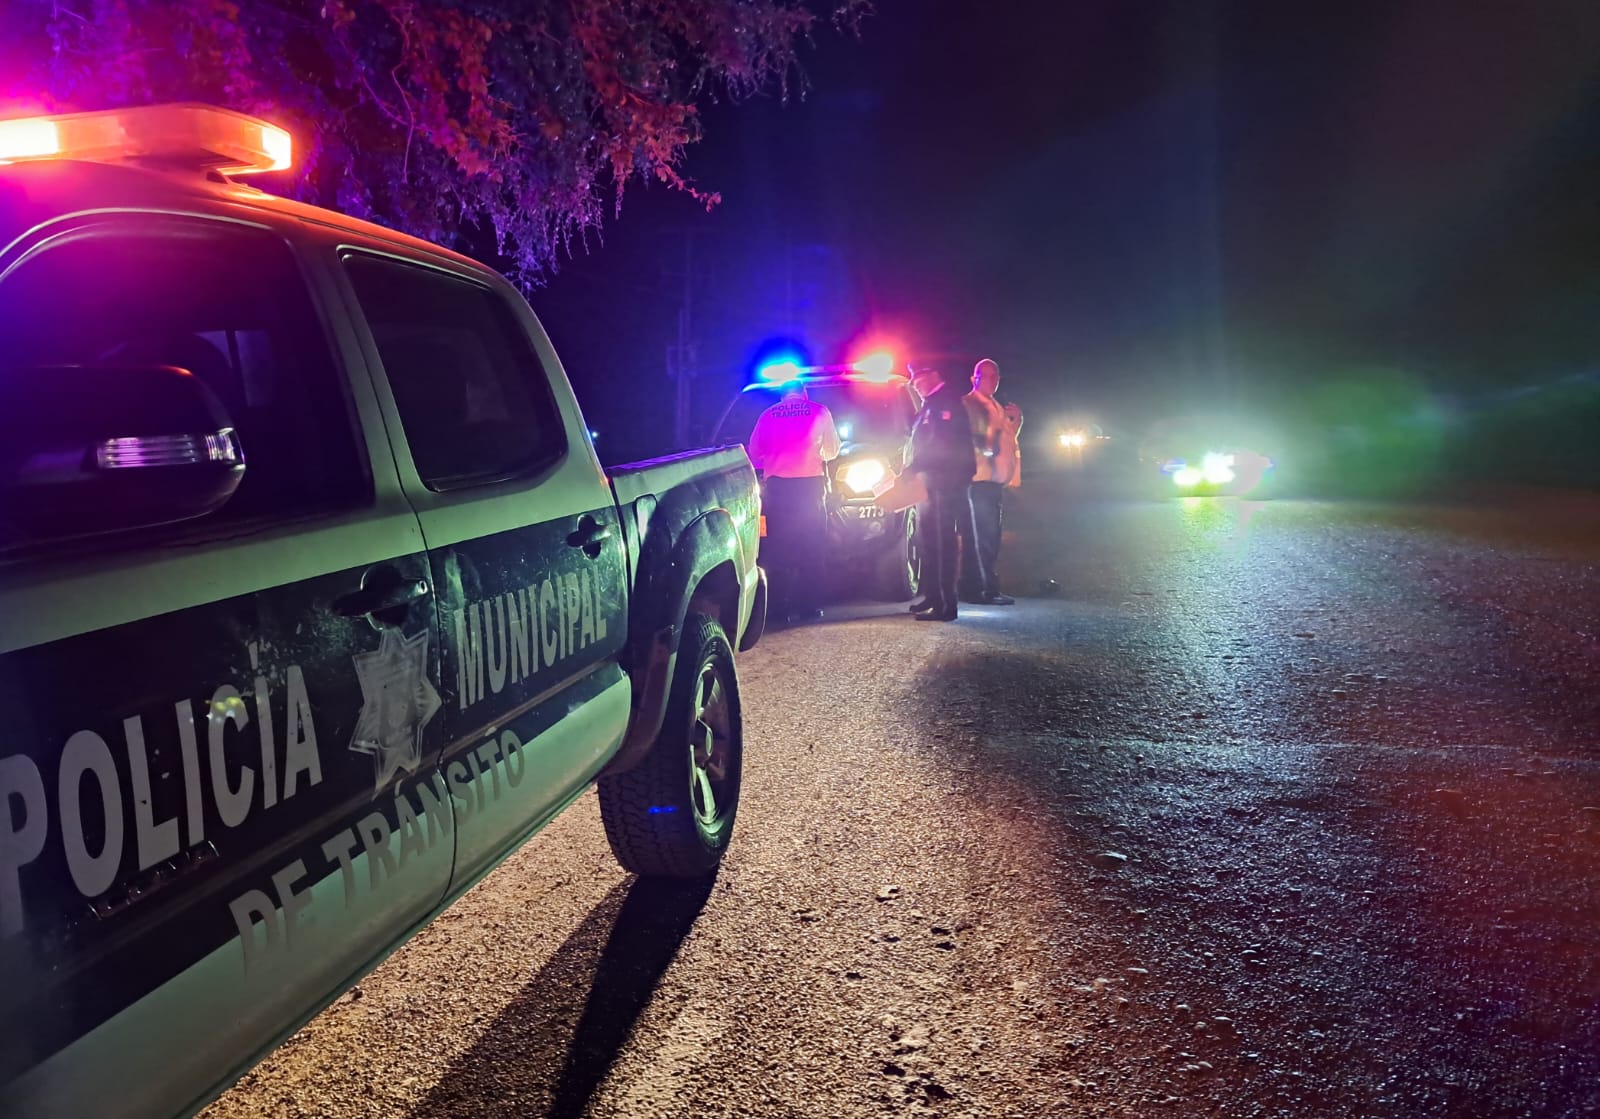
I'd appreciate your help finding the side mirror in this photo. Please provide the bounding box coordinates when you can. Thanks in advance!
[0,365,246,547]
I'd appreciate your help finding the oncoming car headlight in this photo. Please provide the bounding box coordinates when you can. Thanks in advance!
[1200,451,1236,485]
[1167,451,1240,488]
[840,457,888,496]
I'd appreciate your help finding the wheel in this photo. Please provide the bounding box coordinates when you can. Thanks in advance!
[598,612,743,877]
[875,506,921,601]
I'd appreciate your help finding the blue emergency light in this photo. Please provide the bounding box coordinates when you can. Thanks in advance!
[756,359,804,383]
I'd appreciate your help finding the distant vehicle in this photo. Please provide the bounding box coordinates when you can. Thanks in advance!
[1137,415,1279,497]
[1155,447,1277,495]
[1049,421,1111,459]
[715,364,922,600]
[0,103,766,1119]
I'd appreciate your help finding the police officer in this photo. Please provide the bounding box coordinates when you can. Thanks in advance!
[906,366,975,621]
[960,357,1021,605]
[747,381,841,622]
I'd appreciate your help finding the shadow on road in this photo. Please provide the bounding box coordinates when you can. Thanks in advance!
[410,874,716,1119]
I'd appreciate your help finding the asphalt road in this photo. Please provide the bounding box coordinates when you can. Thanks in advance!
[206,476,1600,1119]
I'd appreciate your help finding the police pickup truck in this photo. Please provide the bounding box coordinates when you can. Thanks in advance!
[0,104,765,1118]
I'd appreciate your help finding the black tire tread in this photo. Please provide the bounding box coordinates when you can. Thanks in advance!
[875,511,919,601]
[598,613,740,878]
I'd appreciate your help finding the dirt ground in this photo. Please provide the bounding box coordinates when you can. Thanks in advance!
[208,483,1600,1119]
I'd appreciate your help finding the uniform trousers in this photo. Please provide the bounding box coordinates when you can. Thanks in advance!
[761,475,827,614]
[959,480,1005,600]
[919,479,969,615]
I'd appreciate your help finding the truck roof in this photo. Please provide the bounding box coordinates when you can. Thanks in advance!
[0,157,487,274]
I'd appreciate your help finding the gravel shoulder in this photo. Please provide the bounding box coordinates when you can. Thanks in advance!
[206,615,1093,1119]
[207,485,1600,1119]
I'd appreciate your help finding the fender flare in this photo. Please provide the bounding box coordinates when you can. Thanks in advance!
[602,508,751,777]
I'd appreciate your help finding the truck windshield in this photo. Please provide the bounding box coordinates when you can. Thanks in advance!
[805,384,916,446]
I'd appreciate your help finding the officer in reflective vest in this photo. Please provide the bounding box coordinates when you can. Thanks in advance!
[747,382,841,622]
[961,357,1022,604]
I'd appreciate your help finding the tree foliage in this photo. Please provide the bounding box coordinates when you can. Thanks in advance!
[1,0,865,281]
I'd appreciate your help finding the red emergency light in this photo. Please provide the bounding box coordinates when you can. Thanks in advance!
[849,350,899,382]
[0,103,292,176]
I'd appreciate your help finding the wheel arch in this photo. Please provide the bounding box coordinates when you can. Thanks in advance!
[604,508,751,777]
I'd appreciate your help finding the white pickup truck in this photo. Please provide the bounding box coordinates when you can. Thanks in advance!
[0,104,766,1118]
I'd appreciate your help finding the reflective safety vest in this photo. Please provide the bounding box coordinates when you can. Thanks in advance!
[964,392,1021,487]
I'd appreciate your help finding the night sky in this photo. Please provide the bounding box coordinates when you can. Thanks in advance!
[531,0,1600,460]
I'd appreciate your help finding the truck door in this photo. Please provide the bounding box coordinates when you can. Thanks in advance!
[339,250,630,889]
[0,216,452,1119]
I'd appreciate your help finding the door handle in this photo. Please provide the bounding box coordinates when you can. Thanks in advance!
[566,516,613,558]
[331,574,431,620]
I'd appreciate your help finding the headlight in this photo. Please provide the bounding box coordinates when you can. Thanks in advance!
[841,457,888,495]
[1200,451,1236,485]
[1058,430,1087,448]
[1169,452,1237,488]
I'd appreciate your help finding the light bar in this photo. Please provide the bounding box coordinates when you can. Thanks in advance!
[853,367,901,384]
[756,360,804,383]
[0,118,60,161]
[744,362,911,391]
[0,103,292,175]
[850,352,896,378]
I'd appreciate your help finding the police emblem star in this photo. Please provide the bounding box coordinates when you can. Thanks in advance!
[348,629,442,791]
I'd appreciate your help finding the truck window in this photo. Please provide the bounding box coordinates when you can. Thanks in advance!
[0,221,370,542]
[343,254,567,492]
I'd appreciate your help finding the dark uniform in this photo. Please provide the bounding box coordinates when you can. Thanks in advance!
[907,378,975,620]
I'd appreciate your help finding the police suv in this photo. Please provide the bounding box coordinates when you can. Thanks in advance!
[0,104,766,1118]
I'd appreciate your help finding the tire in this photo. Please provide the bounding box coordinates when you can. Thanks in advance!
[598,612,743,877]
[875,506,921,601]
